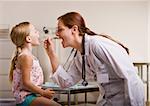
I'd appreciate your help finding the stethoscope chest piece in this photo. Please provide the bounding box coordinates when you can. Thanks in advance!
[82,80,88,86]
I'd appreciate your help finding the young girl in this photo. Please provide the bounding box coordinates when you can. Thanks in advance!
[9,22,61,106]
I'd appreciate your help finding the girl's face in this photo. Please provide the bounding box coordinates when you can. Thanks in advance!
[56,20,74,48]
[29,24,40,46]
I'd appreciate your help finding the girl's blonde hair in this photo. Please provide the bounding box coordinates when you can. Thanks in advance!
[9,22,30,82]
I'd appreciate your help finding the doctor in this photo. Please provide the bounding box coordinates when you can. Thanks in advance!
[44,12,144,106]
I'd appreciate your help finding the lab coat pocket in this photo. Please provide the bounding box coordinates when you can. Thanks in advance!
[97,73,109,83]
[96,65,109,84]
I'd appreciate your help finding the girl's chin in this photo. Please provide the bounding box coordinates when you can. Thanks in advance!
[36,43,41,46]
[37,42,42,45]
[36,41,41,45]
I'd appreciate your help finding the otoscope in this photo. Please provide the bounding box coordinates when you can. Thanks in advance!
[43,27,59,39]
[43,27,49,34]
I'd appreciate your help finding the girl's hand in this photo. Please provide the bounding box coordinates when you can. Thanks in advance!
[42,88,55,99]
[44,37,55,56]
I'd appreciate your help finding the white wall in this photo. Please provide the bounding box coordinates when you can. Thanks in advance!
[0,1,149,81]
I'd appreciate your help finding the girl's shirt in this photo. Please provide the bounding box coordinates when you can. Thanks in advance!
[12,55,44,104]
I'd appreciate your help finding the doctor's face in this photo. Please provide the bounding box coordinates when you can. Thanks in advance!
[56,20,74,48]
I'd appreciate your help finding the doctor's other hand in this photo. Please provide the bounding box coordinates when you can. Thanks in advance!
[42,88,55,99]
[44,37,55,55]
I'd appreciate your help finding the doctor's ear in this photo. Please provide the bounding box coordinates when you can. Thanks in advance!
[26,36,32,43]
[71,25,78,32]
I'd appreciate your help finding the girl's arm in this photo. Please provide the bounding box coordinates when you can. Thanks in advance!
[19,54,54,99]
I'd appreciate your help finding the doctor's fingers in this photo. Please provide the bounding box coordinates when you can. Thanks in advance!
[44,40,51,49]
[45,37,55,46]
[46,37,53,44]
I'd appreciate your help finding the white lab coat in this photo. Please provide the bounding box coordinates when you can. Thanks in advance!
[51,35,145,106]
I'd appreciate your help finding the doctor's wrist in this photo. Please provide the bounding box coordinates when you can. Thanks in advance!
[48,51,56,57]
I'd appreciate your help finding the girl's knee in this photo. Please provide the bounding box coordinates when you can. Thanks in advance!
[50,100,62,106]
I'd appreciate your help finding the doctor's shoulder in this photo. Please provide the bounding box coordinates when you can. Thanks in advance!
[88,35,106,46]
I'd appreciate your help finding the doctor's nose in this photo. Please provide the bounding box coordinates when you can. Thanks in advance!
[55,31,59,37]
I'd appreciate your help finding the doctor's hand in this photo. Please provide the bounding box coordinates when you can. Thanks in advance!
[42,88,55,99]
[44,37,55,56]
[44,37,59,73]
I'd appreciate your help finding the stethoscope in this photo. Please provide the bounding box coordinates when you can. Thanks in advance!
[43,27,88,86]
[81,35,88,86]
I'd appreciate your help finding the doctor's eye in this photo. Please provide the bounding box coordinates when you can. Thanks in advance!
[56,28,65,33]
